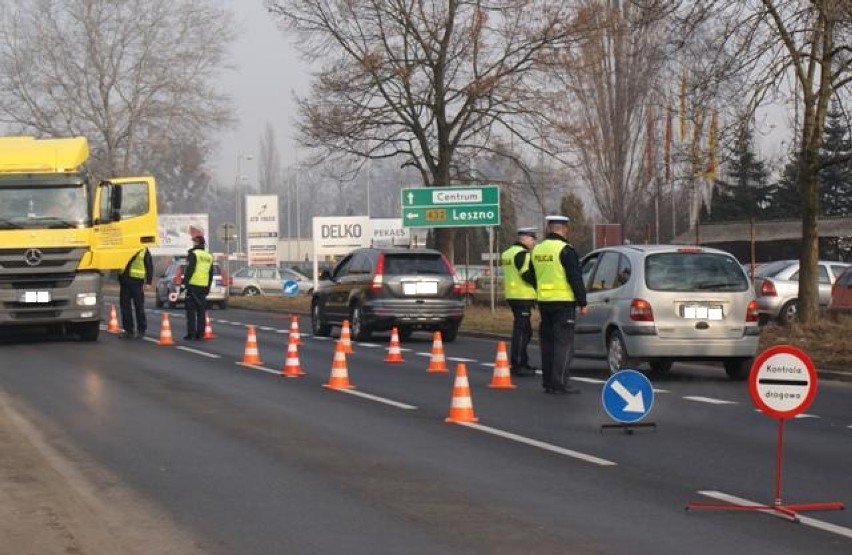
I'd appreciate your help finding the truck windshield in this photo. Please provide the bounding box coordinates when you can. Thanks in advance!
[0,185,89,229]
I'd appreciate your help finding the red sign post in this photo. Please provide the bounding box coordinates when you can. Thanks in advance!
[688,345,844,520]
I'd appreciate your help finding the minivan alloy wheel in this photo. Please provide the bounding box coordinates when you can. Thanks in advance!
[607,330,632,374]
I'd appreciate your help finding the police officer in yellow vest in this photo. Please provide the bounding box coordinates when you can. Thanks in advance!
[182,235,214,340]
[528,215,588,394]
[501,227,538,377]
[118,247,153,339]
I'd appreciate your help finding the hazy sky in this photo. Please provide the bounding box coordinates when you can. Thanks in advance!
[213,1,312,190]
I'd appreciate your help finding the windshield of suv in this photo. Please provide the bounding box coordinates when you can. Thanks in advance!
[384,253,449,275]
[0,184,89,229]
[645,253,749,292]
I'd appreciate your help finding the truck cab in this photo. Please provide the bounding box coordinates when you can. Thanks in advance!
[0,136,158,340]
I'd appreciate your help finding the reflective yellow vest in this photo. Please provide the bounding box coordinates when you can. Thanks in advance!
[500,245,536,300]
[188,249,213,287]
[531,239,575,302]
[128,249,147,280]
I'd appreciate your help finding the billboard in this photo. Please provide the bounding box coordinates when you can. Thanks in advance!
[245,195,279,266]
[152,213,209,256]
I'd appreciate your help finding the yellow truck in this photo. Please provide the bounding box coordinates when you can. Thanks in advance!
[0,136,158,340]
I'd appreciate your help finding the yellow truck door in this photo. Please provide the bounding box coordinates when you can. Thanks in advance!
[92,177,159,270]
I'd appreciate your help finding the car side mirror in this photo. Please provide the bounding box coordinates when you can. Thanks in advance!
[319,269,332,281]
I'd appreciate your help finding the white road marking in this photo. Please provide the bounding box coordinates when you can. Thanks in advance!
[458,422,617,467]
[572,377,605,384]
[176,346,221,358]
[415,352,432,357]
[683,396,737,405]
[335,389,418,410]
[448,357,477,362]
[313,336,332,341]
[481,363,495,367]
[793,413,820,419]
[695,491,852,539]
[258,326,276,332]
[236,362,281,376]
[275,329,288,334]
[358,343,381,348]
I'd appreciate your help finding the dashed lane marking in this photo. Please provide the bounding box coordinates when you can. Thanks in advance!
[236,363,281,377]
[458,422,617,467]
[572,377,605,384]
[415,352,432,357]
[357,343,381,348]
[696,491,852,540]
[335,389,418,410]
[683,396,737,405]
[177,346,221,358]
[258,326,276,332]
[793,413,820,419]
[447,357,477,362]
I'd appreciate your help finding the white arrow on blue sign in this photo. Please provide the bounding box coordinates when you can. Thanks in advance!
[281,280,300,297]
[602,370,655,424]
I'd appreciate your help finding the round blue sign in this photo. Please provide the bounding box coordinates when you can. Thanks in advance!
[601,369,655,424]
[281,279,299,297]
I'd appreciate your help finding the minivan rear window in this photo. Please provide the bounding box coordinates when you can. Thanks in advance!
[645,253,749,292]
[384,254,449,275]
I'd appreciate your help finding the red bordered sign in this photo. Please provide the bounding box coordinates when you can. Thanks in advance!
[748,345,817,419]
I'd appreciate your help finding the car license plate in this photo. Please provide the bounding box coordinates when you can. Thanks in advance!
[21,291,51,303]
[682,304,723,320]
[403,281,438,295]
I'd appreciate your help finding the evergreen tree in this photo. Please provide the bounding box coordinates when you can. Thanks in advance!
[764,159,803,219]
[819,102,852,217]
[705,126,773,222]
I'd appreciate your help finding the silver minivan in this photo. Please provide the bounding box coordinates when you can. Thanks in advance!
[576,245,760,380]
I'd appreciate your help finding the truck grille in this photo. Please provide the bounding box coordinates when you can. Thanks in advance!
[0,247,83,289]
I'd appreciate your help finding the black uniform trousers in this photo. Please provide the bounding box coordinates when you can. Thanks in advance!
[185,285,209,339]
[119,278,146,334]
[538,303,577,391]
[507,300,534,369]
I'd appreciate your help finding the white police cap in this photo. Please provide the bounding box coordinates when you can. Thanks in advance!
[517,227,537,237]
[545,215,571,224]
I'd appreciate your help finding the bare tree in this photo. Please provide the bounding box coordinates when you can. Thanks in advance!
[679,0,852,324]
[0,0,236,177]
[546,0,668,238]
[258,123,282,195]
[265,0,577,258]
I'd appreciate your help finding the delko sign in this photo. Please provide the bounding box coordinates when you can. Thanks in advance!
[748,345,817,419]
[312,216,371,256]
[401,185,500,228]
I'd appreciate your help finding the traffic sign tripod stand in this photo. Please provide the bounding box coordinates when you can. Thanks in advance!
[600,422,656,435]
[686,419,844,521]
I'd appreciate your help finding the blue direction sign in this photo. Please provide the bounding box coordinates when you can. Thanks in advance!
[602,370,655,424]
[281,279,299,297]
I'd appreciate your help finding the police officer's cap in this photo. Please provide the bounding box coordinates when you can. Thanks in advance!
[545,215,571,225]
[517,227,537,238]
[192,234,206,246]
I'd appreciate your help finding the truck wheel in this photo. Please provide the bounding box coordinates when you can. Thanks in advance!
[75,321,100,342]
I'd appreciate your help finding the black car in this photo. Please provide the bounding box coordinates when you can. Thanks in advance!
[311,247,464,342]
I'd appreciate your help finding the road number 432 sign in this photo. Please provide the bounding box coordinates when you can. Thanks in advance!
[748,345,817,420]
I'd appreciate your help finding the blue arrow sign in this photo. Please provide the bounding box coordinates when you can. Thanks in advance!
[602,370,654,424]
[281,279,299,297]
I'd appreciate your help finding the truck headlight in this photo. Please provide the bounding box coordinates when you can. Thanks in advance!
[76,293,98,306]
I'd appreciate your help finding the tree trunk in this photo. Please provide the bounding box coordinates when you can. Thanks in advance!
[431,155,455,261]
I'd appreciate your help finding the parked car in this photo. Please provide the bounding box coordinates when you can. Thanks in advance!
[753,260,850,324]
[311,247,464,342]
[230,266,313,296]
[827,265,852,321]
[576,245,759,380]
[155,259,229,309]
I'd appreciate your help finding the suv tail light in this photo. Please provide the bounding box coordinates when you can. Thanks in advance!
[746,300,759,322]
[630,298,654,321]
[172,267,184,285]
[370,253,385,292]
[441,254,463,295]
[760,279,776,297]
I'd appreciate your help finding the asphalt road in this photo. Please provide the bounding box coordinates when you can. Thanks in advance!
[1,300,850,554]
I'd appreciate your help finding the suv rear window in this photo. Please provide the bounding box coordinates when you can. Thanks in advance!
[645,253,749,292]
[384,253,449,275]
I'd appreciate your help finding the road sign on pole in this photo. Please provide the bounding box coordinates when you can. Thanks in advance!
[400,186,500,228]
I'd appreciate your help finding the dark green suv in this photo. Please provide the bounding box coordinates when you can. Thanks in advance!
[311,248,464,342]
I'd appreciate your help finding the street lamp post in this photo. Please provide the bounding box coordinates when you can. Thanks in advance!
[235,153,255,268]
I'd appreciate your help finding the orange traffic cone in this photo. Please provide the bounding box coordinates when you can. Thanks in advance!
[289,315,303,345]
[202,313,216,340]
[426,331,448,373]
[384,326,404,363]
[339,319,354,354]
[107,304,120,333]
[241,325,263,365]
[445,363,479,423]
[280,333,305,378]
[157,313,176,346]
[487,341,517,389]
[323,341,355,390]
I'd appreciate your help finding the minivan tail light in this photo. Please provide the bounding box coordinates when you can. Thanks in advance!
[760,279,776,297]
[746,300,759,322]
[173,268,184,285]
[441,254,463,295]
[630,298,654,321]
[371,253,385,292]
